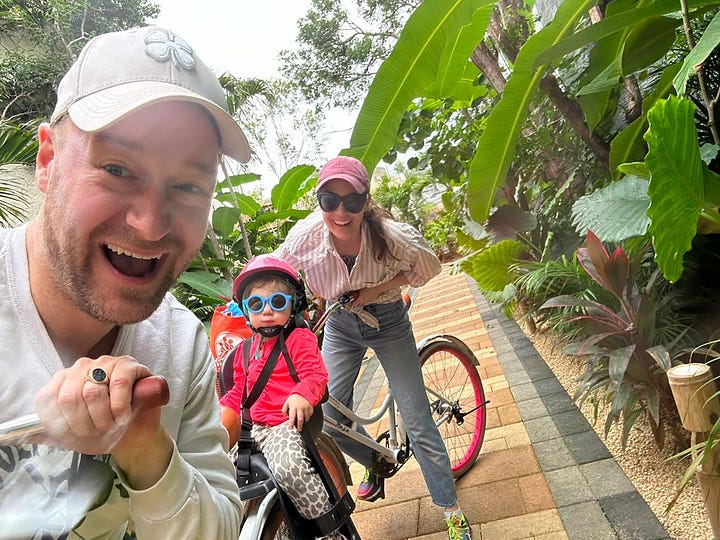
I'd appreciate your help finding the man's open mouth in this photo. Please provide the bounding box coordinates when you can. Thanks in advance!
[104,244,160,278]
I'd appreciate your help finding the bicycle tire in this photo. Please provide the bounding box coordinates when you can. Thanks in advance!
[419,336,486,478]
[259,499,290,540]
[315,432,350,496]
[258,433,350,539]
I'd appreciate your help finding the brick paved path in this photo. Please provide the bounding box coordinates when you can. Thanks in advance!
[345,266,668,540]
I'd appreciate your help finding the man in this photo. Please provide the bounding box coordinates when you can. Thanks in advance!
[0,26,249,539]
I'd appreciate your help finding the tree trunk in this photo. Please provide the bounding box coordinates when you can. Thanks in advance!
[470,3,611,169]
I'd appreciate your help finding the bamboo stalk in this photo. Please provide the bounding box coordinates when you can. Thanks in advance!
[668,363,720,538]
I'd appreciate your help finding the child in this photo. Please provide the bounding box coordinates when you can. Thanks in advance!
[219,254,344,540]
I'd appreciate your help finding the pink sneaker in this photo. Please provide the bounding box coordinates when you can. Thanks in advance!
[357,467,385,501]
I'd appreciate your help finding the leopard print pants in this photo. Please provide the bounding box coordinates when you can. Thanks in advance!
[253,422,345,540]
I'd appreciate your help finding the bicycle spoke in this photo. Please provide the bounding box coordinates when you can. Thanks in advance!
[420,339,486,478]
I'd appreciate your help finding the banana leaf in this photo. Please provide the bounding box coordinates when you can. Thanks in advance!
[271,164,316,211]
[467,0,596,223]
[674,10,720,94]
[344,0,494,171]
[534,0,720,67]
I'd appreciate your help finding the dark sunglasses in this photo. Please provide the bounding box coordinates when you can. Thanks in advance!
[317,191,368,214]
[243,292,293,314]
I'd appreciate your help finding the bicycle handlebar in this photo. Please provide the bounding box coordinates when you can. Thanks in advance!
[131,375,171,410]
[337,292,357,305]
[0,375,170,445]
[311,291,358,334]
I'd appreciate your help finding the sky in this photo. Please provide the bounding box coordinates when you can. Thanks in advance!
[150,0,310,80]
[149,0,356,189]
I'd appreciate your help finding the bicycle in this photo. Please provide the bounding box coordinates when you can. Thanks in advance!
[314,293,487,480]
[222,292,487,539]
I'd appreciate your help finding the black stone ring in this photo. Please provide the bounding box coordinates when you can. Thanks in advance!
[87,367,109,385]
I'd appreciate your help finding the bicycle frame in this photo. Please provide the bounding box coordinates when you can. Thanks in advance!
[238,489,281,540]
[323,393,407,466]
[321,335,474,475]
[315,298,481,479]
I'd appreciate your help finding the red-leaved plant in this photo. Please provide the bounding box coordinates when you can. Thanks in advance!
[540,231,681,448]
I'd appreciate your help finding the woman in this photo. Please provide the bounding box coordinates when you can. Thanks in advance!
[275,156,472,540]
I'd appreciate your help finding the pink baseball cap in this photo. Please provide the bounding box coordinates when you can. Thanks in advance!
[316,156,369,193]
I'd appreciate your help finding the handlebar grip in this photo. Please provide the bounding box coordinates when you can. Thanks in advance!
[338,291,358,304]
[131,375,170,411]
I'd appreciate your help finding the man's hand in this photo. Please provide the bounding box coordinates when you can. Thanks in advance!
[34,355,172,489]
[282,394,314,432]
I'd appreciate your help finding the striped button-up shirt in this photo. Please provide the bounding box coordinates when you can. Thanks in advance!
[275,211,441,303]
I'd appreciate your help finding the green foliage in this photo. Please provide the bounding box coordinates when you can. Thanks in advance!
[371,170,432,231]
[0,118,37,225]
[393,97,493,182]
[0,119,37,164]
[460,240,527,291]
[0,51,60,121]
[466,0,596,224]
[279,0,418,109]
[0,0,159,121]
[644,96,720,282]
[342,0,495,173]
[175,165,317,321]
[608,63,681,178]
[571,174,651,242]
[515,254,615,333]
[674,10,720,94]
[334,0,720,294]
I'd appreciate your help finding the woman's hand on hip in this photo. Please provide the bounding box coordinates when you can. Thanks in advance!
[352,286,381,307]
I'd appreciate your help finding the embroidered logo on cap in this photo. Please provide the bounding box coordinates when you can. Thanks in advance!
[144,29,196,70]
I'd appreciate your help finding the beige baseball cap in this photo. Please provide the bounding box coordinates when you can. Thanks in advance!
[51,26,251,163]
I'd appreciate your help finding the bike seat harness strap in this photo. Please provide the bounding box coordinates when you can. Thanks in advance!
[234,328,324,479]
[229,329,357,538]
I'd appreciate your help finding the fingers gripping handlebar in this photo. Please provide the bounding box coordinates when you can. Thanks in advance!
[0,375,170,445]
[311,291,357,334]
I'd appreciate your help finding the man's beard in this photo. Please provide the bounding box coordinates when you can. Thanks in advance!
[41,206,184,325]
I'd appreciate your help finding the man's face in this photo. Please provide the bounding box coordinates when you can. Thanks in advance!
[38,101,220,324]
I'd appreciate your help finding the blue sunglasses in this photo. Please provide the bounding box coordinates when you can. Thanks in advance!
[243,292,293,314]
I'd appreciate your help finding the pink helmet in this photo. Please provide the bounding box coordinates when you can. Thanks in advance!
[232,254,308,316]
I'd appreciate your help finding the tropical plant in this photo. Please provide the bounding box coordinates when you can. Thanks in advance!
[538,231,691,449]
[514,253,615,333]
[0,118,37,225]
[371,169,432,231]
[173,165,318,321]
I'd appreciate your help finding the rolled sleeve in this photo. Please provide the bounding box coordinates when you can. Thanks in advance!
[397,223,441,287]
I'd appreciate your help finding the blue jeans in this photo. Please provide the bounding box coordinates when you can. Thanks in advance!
[320,300,457,508]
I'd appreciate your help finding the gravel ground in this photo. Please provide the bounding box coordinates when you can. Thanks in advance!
[521,327,714,540]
